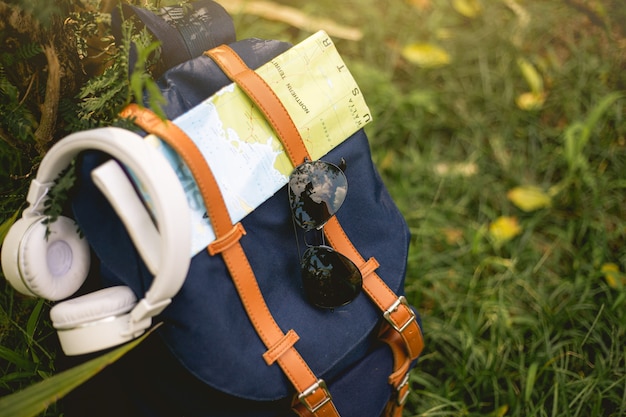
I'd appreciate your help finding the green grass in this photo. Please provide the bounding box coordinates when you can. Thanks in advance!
[240,1,626,415]
[2,0,626,416]
[343,1,626,416]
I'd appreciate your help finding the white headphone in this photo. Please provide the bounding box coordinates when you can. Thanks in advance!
[1,127,191,355]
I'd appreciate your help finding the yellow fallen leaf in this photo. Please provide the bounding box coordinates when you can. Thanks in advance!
[402,43,451,68]
[507,185,552,212]
[453,0,482,18]
[517,57,544,94]
[516,57,546,110]
[516,91,546,111]
[601,263,624,289]
[489,404,510,417]
[489,216,522,244]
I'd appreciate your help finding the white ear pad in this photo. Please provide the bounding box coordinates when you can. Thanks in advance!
[50,286,137,328]
[50,286,138,356]
[1,215,90,301]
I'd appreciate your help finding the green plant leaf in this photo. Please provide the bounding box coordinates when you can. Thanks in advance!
[488,404,509,417]
[25,299,45,343]
[0,345,36,372]
[0,209,20,245]
[0,327,155,417]
[564,92,624,172]
[525,362,539,402]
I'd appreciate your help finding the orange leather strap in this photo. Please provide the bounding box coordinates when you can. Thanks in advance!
[121,104,339,417]
[202,44,424,414]
[324,217,424,361]
[120,104,233,237]
[324,217,424,409]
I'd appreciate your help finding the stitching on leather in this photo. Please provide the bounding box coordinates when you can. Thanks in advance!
[237,71,302,164]
[359,257,380,277]
[208,223,246,255]
[223,246,271,345]
[263,329,300,365]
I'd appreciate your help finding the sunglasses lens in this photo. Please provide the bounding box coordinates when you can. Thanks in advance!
[301,246,362,309]
[288,161,347,231]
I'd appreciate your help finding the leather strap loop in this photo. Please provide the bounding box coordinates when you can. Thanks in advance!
[263,329,300,365]
[358,257,380,280]
[208,223,246,256]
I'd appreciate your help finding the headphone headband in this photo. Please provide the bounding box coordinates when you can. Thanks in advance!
[44,128,190,312]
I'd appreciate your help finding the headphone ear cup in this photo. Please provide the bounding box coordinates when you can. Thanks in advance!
[50,285,137,329]
[50,286,138,355]
[2,215,90,301]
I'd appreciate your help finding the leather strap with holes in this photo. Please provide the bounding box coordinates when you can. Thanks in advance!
[203,45,424,415]
[120,104,339,417]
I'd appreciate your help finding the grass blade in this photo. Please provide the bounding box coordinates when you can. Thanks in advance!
[0,345,36,372]
[525,362,539,403]
[25,299,44,343]
[0,209,20,244]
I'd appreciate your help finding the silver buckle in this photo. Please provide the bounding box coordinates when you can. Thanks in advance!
[298,379,332,413]
[383,296,416,333]
[396,371,411,406]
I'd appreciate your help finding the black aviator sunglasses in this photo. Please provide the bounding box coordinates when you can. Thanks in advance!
[288,159,362,309]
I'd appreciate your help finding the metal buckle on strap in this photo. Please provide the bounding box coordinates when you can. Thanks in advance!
[298,379,332,414]
[383,296,416,333]
[396,371,411,406]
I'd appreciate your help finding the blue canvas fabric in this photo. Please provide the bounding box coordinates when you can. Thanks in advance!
[67,2,422,415]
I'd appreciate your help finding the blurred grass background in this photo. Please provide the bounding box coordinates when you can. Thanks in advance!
[1,0,625,416]
[235,0,626,415]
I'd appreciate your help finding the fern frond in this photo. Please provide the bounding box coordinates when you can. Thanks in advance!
[42,161,77,237]
[15,42,43,61]
[0,64,37,143]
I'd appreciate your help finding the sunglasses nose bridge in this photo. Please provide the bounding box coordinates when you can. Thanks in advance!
[301,227,326,249]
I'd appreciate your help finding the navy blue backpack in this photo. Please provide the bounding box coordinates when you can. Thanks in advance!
[63,1,424,416]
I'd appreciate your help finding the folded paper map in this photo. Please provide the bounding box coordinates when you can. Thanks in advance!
[142,30,371,255]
